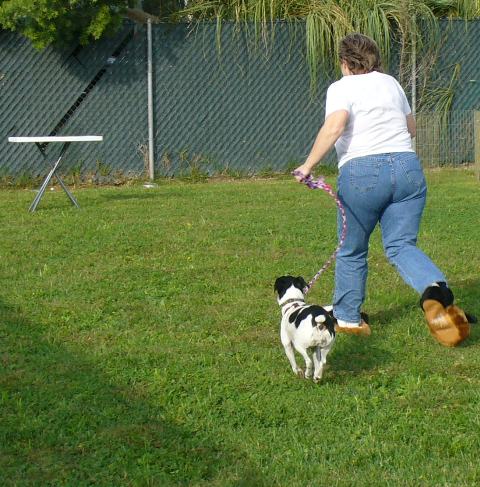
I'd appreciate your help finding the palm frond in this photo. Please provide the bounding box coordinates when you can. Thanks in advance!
[174,0,477,109]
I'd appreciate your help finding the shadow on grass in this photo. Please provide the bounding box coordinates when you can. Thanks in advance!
[451,277,479,311]
[451,277,480,345]
[0,298,269,486]
[330,334,393,377]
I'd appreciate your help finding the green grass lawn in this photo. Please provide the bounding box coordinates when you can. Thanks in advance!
[1,169,479,486]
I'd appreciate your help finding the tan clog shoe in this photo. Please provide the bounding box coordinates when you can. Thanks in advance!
[335,320,371,336]
[421,283,471,347]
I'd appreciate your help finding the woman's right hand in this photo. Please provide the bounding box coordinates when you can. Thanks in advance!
[293,164,312,182]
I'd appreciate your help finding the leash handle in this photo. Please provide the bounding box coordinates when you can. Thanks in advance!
[292,170,347,294]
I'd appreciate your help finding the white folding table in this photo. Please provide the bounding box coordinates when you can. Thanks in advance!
[8,135,103,212]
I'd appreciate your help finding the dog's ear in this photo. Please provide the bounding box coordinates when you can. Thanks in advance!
[296,276,307,290]
[274,275,295,298]
[274,277,282,293]
[274,276,288,294]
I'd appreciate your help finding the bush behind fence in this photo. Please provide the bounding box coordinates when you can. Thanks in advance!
[1,21,479,180]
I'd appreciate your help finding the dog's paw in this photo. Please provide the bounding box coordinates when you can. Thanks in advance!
[313,370,324,383]
[295,369,305,378]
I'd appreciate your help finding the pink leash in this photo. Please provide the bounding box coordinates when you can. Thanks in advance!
[292,170,347,294]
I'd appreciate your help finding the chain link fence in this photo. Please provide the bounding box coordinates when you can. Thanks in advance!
[0,21,479,179]
[417,110,476,167]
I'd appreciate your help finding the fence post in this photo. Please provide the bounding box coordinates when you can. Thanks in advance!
[147,18,155,181]
[475,111,480,181]
[411,19,417,153]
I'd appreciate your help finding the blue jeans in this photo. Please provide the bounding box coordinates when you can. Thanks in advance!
[333,152,446,323]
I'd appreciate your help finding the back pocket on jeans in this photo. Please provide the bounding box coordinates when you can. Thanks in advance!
[399,154,426,189]
[349,160,380,193]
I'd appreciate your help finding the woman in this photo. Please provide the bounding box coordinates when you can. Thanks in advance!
[294,33,472,347]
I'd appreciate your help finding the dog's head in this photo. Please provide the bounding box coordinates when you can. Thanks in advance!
[274,275,307,304]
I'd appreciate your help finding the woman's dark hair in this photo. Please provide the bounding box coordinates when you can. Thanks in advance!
[339,33,382,74]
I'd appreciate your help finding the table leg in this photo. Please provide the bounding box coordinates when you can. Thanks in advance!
[29,142,71,212]
[54,173,80,208]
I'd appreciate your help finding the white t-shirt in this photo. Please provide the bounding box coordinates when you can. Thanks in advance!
[325,71,414,167]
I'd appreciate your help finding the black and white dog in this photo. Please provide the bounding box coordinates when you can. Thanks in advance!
[274,275,336,382]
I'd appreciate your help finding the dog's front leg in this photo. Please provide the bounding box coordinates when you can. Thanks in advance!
[313,347,324,383]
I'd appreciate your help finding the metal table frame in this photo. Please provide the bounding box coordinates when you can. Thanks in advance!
[8,136,103,212]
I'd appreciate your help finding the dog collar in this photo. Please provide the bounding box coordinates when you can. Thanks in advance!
[281,299,304,315]
[281,298,304,306]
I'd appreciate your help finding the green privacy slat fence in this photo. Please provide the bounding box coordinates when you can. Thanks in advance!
[0,23,147,178]
[433,20,480,112]
[152,22,334,176]
[1,20,479,178]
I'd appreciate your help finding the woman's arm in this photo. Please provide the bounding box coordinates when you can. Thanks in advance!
[294,110,349,180]
[406,113,416,138]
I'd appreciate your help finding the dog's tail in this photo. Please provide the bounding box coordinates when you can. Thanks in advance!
[314,315,326,328]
